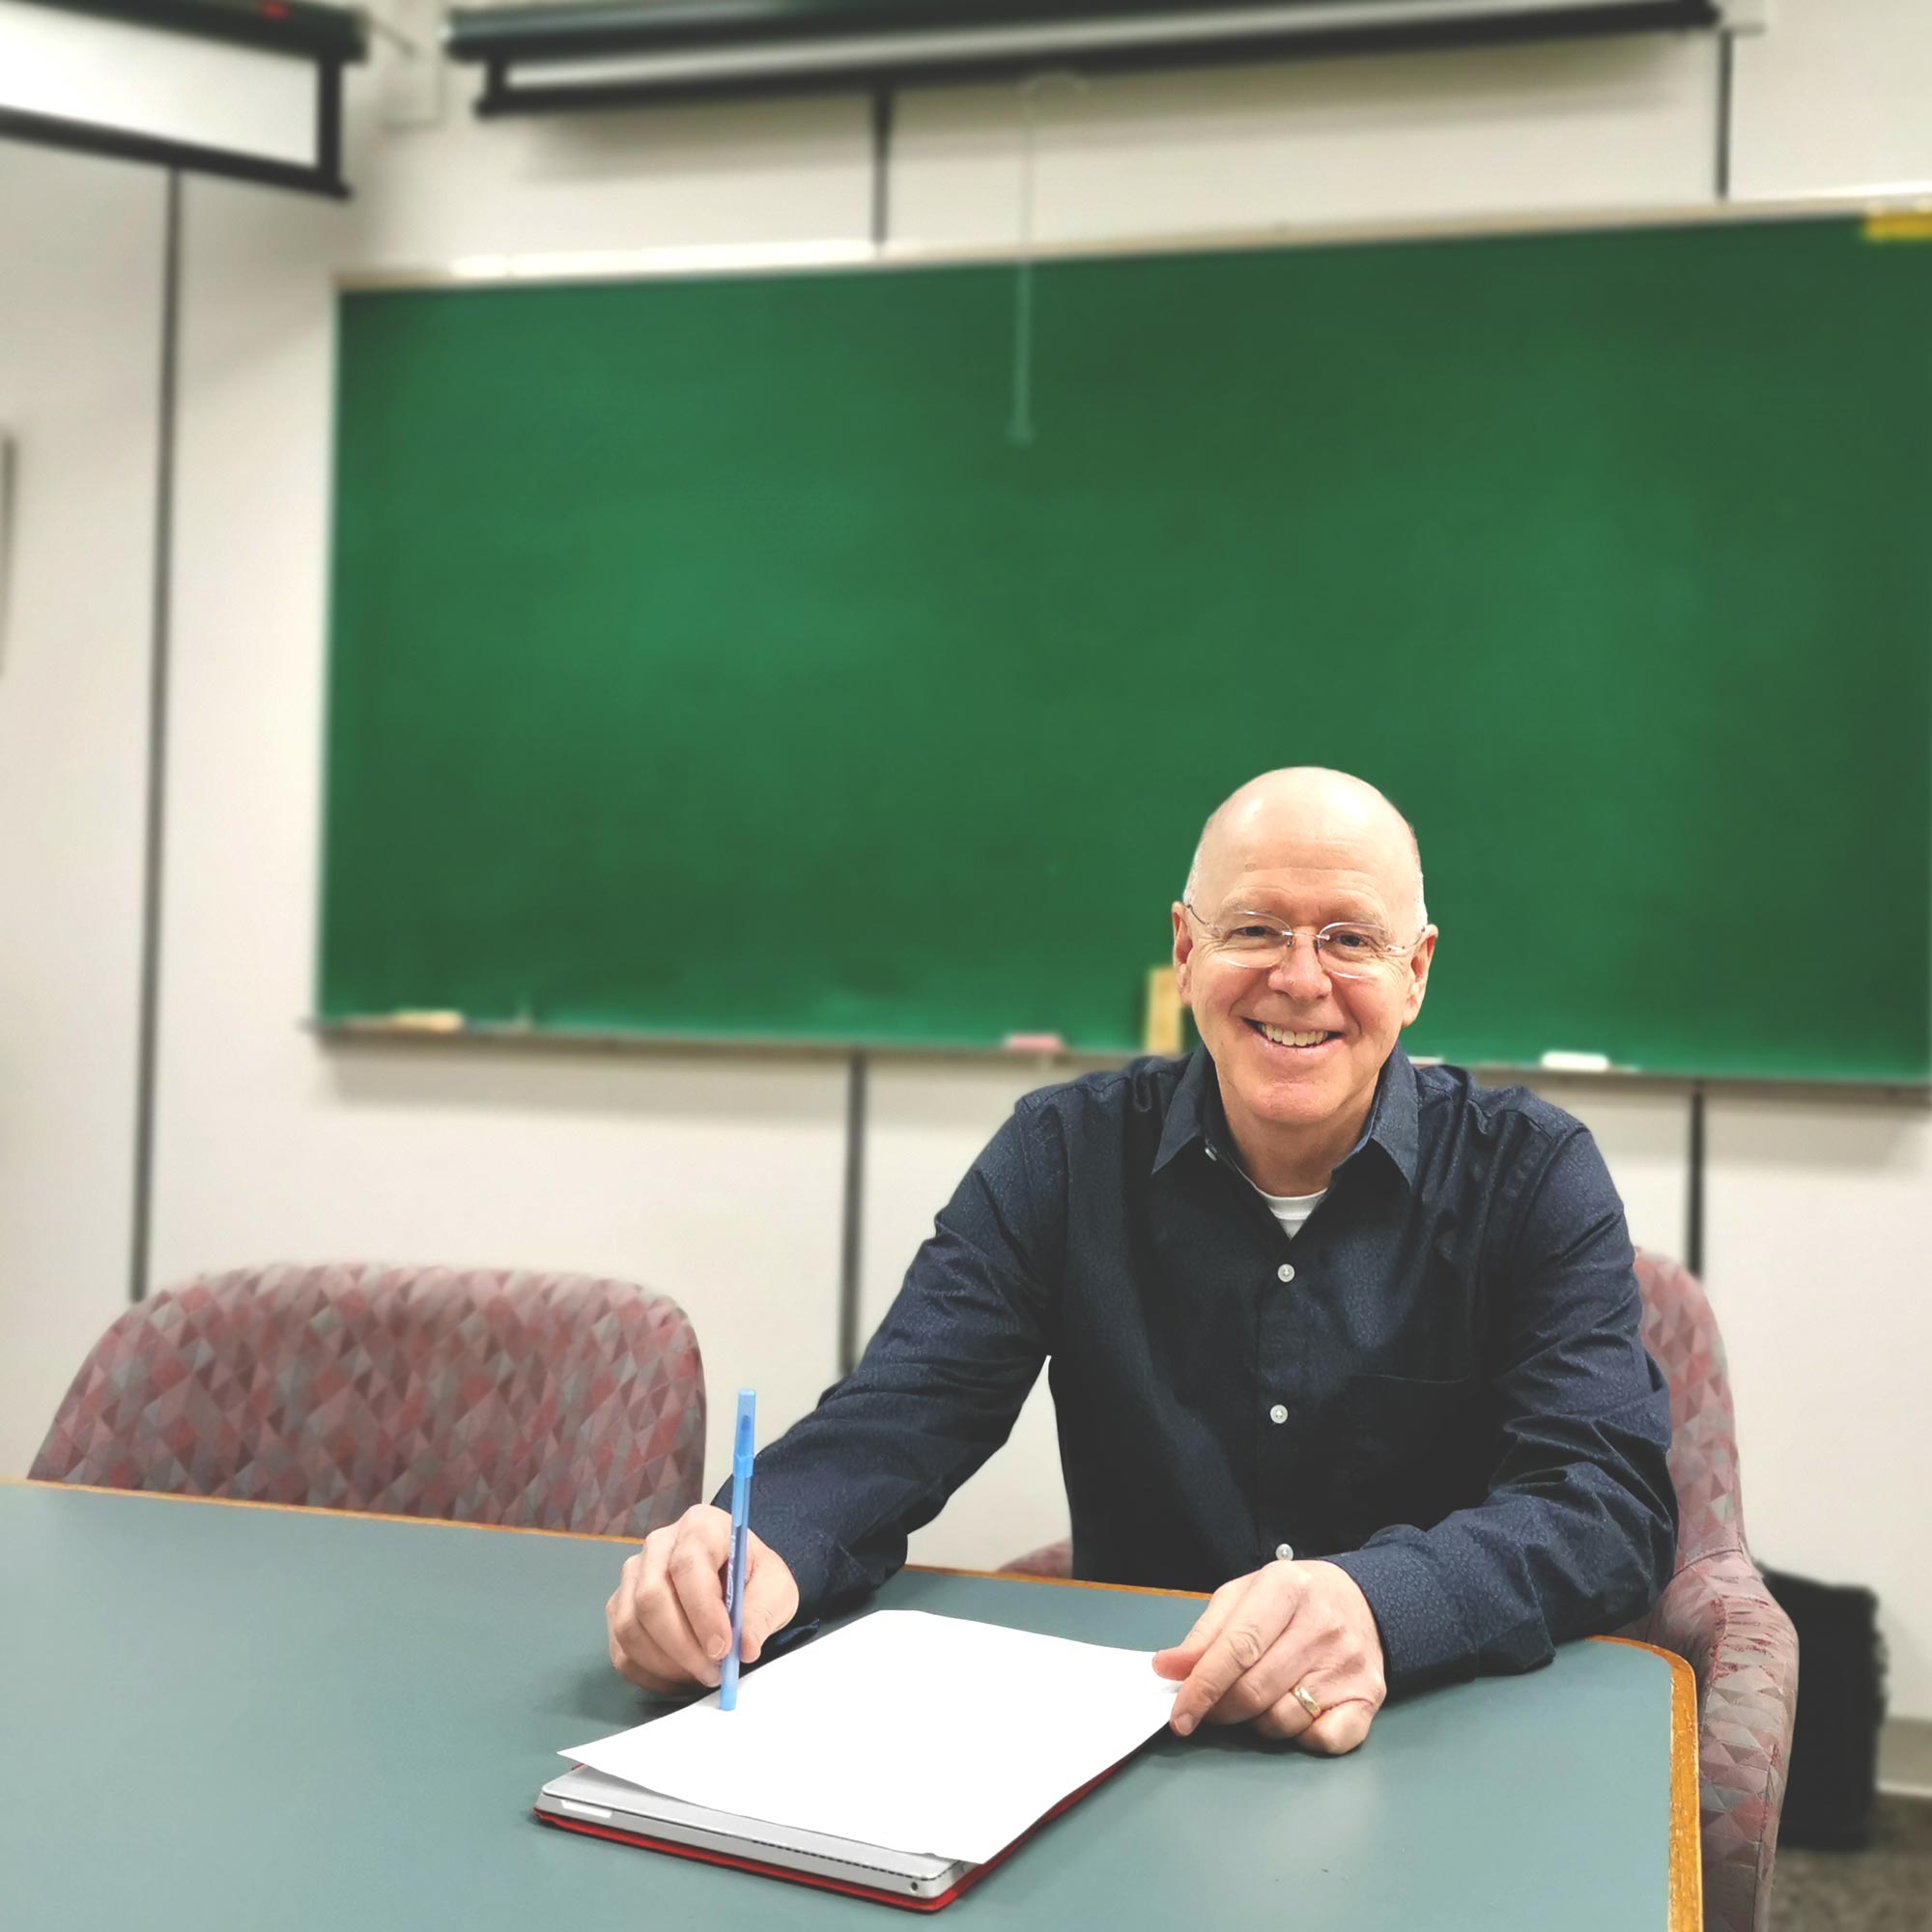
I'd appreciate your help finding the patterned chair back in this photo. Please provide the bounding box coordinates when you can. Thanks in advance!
[1628,1252,1797,1932]
[30,1263,705,1539]
[1633,1246,1747,1565]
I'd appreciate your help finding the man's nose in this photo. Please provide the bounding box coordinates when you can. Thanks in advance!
[1268,933,1332,999]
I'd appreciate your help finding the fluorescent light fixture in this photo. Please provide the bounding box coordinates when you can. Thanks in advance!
[449,0,1729,116]
[0,0,366,196]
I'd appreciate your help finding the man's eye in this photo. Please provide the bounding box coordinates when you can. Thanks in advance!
[1229,924,1277,942]
[1327,928,1377,952]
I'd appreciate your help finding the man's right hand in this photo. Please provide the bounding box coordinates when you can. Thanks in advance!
[606,1503,801,1693]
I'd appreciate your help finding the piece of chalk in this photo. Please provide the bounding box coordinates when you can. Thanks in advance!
[389,1009,467,1033]
[1538,1050,1613,1073]
[1002,1032,1066,1054]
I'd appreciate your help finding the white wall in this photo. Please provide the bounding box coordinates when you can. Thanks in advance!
[4,0,1931,1711]
[157,97,871,1501]
[862,1059,1076,1572]
[892,32,1720,244]
[1707,1097,1932,1723]
[0,145,160,1474]
[1731,0,1932,200]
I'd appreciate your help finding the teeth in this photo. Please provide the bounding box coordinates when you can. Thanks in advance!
[1260,1024,1331,1048]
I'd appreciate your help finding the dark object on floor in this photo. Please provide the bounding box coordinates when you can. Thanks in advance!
[1764,1567,1889,1852]
[1776,1796,1932,1932]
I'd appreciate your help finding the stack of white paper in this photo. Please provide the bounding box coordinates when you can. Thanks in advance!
[561,1608,1179,1863]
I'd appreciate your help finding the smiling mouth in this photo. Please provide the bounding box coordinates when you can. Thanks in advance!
[1245,1019,1341,1052]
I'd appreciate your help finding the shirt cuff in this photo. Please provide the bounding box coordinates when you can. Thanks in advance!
[711,1476,852,1624]
[1324,1537,1474,1694]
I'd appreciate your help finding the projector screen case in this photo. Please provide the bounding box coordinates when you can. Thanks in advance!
[448,0,1724,116]
[0,0,366,196]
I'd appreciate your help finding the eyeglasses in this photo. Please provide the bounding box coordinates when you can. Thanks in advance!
[1181,902,1422,980]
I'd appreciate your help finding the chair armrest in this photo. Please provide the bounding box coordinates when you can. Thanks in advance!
[1632,1548,1800,1932]
[1001,1536,1073,1578]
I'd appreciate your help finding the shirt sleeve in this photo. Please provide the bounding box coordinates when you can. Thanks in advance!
[719,1099,1065,1622]
[1325,1125,1679,1694]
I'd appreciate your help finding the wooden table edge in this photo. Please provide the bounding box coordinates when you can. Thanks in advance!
[6,1475,646,1542]
[11,1482,1699,1926]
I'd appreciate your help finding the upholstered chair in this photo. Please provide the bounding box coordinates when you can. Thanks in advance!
[31,1263,705,1539]
[1618,1247,1797,1932]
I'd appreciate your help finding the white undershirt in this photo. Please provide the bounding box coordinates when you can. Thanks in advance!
[1244,1177,1328,1238]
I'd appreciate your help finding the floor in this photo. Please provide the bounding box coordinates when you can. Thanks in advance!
[1776,1798,1932,1931]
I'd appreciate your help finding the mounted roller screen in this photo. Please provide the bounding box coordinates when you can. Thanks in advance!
[322,217,1932,1079]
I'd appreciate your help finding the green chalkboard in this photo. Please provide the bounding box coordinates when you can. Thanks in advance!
[322,217,1932,1079]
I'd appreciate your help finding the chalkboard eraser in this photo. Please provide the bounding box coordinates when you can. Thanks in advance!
[1538,1050,1613,1073]
[1003,1032,1066,1054]
[1144,965,1183,1058]
[388,1009,467,1033]
[1864,212,1932,243]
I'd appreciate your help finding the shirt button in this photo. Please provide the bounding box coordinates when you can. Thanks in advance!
[1276,1264,1295,1283]
[1268,1404,1288,1425]
[1275,1543,1294,1563]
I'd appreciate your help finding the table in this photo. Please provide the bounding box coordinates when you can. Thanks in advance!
[0,1483,1696,1929]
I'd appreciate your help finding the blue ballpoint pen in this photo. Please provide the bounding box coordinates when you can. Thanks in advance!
[720,1389,755,1711]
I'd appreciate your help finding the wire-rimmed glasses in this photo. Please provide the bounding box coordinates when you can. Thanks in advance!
[1181,902,1423,980]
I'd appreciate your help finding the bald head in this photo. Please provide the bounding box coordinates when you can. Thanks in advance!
[1183,768,1428,933]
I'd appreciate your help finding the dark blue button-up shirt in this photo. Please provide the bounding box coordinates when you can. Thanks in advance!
[742,1045,1677,1692]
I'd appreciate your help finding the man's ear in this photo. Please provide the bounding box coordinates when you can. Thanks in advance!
[1172,903,1196,1007]
[1399,927,1438,1029]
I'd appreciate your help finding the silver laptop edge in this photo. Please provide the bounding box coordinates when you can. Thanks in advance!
[537,1764,974,1900]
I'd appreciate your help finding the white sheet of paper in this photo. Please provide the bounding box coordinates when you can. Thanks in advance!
[560,1608,1179,1863]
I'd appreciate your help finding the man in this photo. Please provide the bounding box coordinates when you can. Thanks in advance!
[606,767,1676,1754]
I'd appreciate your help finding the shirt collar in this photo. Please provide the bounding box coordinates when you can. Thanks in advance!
[1356,1045,1420,1189]
[1151,1046,1218,1174]
[1152,1041,1420,1191]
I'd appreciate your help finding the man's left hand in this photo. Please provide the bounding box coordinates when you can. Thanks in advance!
[1152,1559,1386,1754]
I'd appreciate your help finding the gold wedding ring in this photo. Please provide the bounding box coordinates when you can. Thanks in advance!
[1292,1683,1324,1721]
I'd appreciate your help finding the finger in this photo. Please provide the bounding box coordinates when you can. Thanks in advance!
[1246,1661,1354,1741]
[605,1549,652,1667]
[1248,1663,1374,1745]
[1248,1687,1316,1744]
[1201,1627,1322,1726]
[607,1546,686,1691]
[607,1625,684,1695]
[1210,1588,1385,1726]
[1151,1581,1242,1680]
[1170,1571,1300,1736]
[1296,1700,1377,1756]
[667,1508,735,1664]
[1203,1602,1379,1725]
[639,1530,722,1688]
[738,1535,801,1663]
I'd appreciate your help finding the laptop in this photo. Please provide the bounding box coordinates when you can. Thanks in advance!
[534,1763,976,1907]
[537,1608,1163,1908]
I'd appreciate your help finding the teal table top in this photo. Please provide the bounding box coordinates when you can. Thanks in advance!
[0,1484,1693,1929]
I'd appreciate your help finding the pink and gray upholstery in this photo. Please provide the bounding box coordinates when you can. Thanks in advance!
[31,1263,705,1540]
[1004,1248,1798,1932]
[1619,1247,1797,1932]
